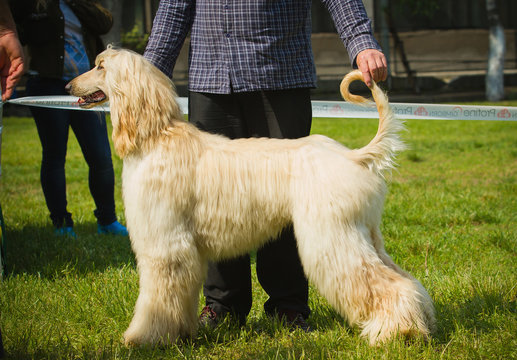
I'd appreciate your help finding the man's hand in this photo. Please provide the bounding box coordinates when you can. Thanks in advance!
[356,49,387,88]
[0,30,25,101]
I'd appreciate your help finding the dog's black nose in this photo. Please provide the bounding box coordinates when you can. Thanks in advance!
[64,82,72,94]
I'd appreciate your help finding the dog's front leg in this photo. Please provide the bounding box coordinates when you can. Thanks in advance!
[124,239,206,346]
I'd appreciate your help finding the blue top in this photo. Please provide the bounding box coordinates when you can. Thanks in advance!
[144,0,382,94]
[60,0,91,80]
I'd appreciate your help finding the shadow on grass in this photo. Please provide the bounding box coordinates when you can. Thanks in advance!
[8,287,514,358]
[3,222,135,278]
[4,315,347,360]
[433,291,517,344]
[4,222,515,357]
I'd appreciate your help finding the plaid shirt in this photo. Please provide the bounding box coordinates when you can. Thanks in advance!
[144,0,381,94]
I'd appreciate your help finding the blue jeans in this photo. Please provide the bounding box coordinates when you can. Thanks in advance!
[26,77,117,228]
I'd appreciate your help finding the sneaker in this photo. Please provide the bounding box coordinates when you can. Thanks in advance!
[199,306,219,329]
[54,226,77,238]
[97,221,128,236]
[277,309,312,332]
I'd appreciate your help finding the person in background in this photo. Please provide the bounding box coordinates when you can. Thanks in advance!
[9,0,127,237]
[0,0,25,102]
[144,0,387,330]
[0,1,25,356]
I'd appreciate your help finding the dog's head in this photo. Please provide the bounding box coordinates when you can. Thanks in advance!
[66,48,114,109]
[66,46,183,158]
[66,46,144,109]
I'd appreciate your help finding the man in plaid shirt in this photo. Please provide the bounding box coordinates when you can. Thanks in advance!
[144,0,387,330]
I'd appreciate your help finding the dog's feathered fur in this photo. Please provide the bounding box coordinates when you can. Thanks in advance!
[67,47,435,346]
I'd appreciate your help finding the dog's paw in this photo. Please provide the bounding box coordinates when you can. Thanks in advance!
[123,324,183,347]
[123,328,146,347]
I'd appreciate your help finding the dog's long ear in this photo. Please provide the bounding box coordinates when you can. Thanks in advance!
[111,105,138,158]
[102,49,182,158]
[102,50,141,157]
[109,81,138,157]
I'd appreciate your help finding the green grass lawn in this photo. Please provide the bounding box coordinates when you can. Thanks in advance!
[0,105,516,359]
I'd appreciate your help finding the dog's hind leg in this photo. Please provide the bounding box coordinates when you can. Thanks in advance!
[368,227,436,338]
[293,219,434,345]
[124,234,206,346]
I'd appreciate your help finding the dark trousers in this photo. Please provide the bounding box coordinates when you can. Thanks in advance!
[189,89,312,323]
[26,77,117,228]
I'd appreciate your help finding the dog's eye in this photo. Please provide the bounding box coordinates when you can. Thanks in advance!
[97,64,104,70]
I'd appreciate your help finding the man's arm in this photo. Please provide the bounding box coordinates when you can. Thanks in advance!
[143,0,194,78]
[322,0,387,86]
[0,0,25,101]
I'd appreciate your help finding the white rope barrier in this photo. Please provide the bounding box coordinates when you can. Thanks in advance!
[2,95,517,121]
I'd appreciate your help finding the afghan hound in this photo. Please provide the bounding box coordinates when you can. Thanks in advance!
[66,47,435,346]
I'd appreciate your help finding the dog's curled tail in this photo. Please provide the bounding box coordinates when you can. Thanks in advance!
[340,70,405,176]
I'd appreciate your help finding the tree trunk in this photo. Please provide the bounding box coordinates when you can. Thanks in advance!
[100,0,123,46]
[486,0,505,101]
[144,0,153,33]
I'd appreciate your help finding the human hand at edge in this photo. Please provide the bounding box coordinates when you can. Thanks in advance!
[0,31,25,102]
[356,49,387,88]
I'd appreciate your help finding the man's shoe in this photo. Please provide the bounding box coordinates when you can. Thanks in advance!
[54,226,77,238]
[199,306,219,329]
[97,221,128,236]
[277,309,312,332]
